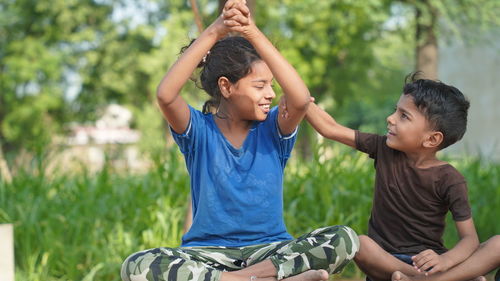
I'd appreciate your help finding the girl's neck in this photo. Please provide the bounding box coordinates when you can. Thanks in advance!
[214,114,253,131]
[214,114,253,149]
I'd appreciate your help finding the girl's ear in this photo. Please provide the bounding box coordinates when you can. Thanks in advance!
[218,77,232,99]
[423,131,444,149]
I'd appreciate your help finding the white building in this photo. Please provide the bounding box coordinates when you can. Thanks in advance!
[439,29,500,161]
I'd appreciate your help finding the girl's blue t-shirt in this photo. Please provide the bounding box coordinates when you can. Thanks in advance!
[171,105,296,247]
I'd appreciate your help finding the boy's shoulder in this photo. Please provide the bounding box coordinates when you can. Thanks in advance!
[430,162,467,193]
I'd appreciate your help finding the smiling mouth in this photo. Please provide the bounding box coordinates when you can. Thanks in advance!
[259,104,270,111]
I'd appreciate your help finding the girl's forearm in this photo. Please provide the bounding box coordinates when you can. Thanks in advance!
[157,24,221,105]
[246,29,310,110]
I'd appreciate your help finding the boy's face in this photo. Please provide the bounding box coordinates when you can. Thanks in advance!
[386,94,434,152]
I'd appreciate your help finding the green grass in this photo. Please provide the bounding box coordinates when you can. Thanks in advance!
[0,144,498,280]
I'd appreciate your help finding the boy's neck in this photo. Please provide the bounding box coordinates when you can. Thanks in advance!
[403,149,447,169]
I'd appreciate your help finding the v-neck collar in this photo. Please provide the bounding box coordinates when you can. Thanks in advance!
[210,114,258,153]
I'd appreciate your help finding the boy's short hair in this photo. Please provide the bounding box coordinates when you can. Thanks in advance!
[403,72,470,149]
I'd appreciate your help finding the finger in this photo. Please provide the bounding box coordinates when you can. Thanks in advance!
[310,97,315,103]
[415,256,434,269]
[412,252,432,266]
[224,14,249,25]
[223,19,242,27]
[419,260,435,272]
[223,8,243,18]
[234,2,250,16]
[426,266,440,275]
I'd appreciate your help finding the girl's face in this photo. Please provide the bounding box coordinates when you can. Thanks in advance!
[386,94,434,152]
[229,60,276,121]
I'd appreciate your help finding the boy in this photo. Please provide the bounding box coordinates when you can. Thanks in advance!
[298,73,481,281]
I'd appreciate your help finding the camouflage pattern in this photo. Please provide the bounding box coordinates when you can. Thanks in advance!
[121,225,359,281]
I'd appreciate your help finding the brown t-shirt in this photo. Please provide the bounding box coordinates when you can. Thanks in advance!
[355,131,471,255]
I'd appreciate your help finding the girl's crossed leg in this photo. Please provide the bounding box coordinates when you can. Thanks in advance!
[121,225,359,281]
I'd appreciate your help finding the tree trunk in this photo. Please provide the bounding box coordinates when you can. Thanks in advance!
[415,2,438,80]
[189,0,204,33]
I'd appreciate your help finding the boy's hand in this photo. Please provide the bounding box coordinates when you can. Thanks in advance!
[412,249,452,275]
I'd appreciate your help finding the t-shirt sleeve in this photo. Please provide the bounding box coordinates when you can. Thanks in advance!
[355,131,384,159]
[169,105,202,154]
[268,106,298,164]
[445,181,472,221]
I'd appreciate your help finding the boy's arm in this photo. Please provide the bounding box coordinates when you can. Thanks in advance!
[306,102,356,148]
[224,3,310,135]
[412,218,479,275]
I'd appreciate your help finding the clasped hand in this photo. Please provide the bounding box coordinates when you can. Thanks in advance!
[412,249,452,275]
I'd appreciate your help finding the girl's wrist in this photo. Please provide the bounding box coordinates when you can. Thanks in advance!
[205,16,228,40]
[241,24,262,41]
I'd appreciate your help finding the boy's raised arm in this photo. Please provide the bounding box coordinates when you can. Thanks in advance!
[306,102,356,148]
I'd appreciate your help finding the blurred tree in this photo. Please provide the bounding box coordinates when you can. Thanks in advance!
[0,0,116,156]
[251,0,395,157]
[399,0,500,79]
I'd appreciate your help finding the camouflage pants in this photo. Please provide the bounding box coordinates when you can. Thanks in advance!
[121,225,359,281]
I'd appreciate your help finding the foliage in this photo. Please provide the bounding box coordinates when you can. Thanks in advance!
[1,144,499,280]
[2,0,499,157]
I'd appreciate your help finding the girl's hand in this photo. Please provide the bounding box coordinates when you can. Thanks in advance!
[207,0,248,39]
[222,1,257,38]
[412,249,452,275]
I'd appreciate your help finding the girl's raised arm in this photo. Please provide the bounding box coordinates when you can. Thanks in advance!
[156,15,229,134]
[224,3,310,135]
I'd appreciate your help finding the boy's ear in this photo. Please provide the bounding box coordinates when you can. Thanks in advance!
[423,131,444,149]
[218,77,232,99]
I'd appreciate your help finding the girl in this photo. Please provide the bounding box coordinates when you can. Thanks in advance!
[121,1,358,281]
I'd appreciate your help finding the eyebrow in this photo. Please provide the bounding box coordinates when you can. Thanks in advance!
[251,78,274,83]
[398,106,413,118]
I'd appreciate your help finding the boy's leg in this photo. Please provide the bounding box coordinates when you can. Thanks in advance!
[354,235,420,281]
[239,225,359,280]
[392,235,500,281]
[121,246,242,281]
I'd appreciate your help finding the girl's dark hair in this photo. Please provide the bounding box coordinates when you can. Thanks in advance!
[403,72,470,149]
[181,36,261,114]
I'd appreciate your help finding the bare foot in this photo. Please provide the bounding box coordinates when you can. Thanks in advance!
[392,271,411,281]
[283,269,329,281]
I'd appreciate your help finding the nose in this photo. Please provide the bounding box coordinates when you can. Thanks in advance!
[265,86,276,100]
[387,112,395,125]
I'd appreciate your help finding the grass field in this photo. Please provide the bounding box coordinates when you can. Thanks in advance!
[1,143,498,280]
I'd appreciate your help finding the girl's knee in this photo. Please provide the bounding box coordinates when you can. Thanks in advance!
[337,225,360,254]
[120,252,136,281]
[120,249,162,281]
[320,225,360,255]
